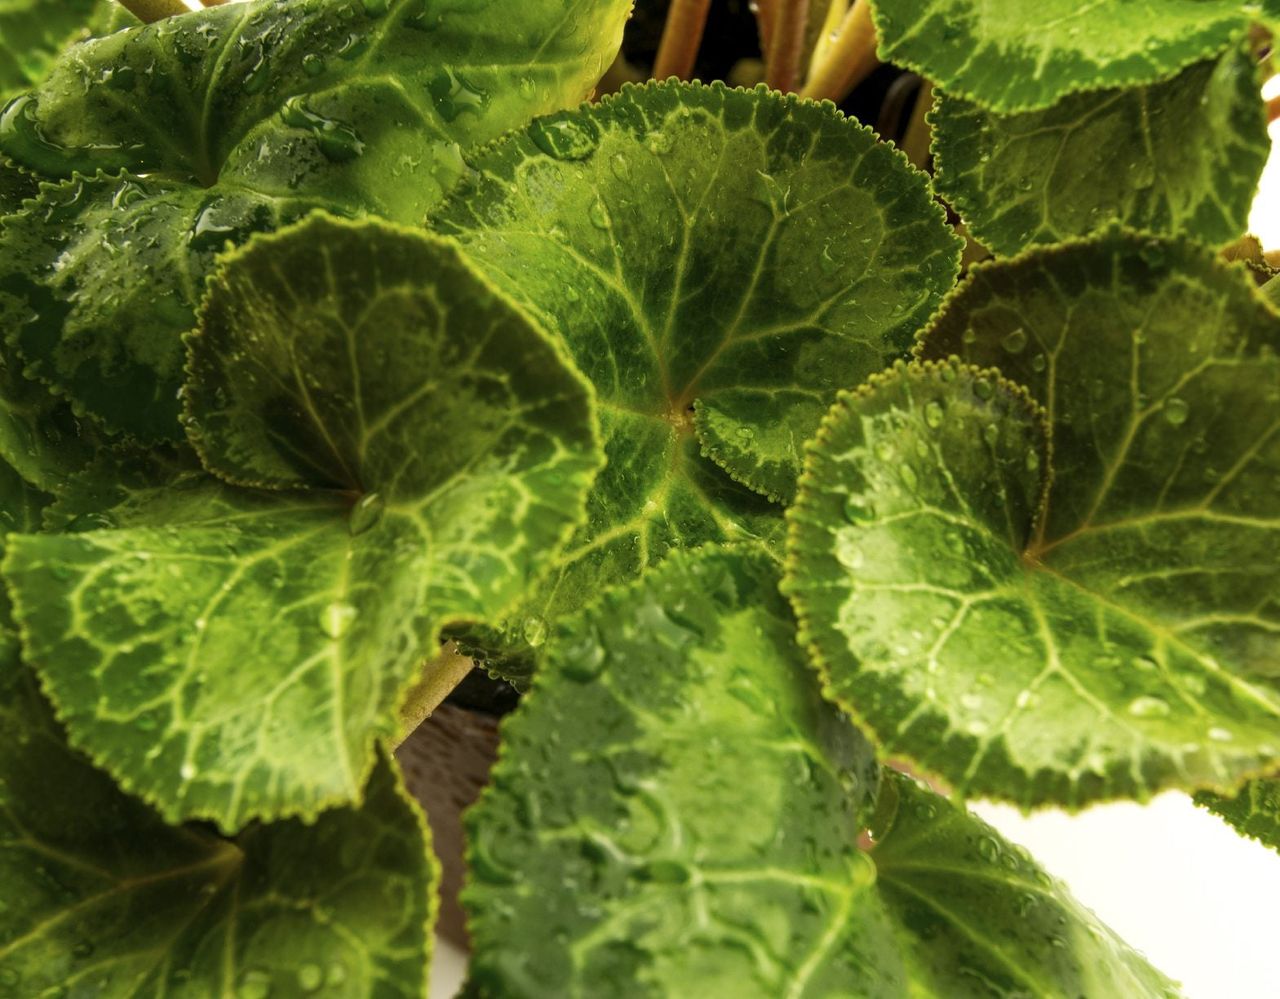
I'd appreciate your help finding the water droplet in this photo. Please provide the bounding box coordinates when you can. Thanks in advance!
[180,762,196,781]
[348,491,385,535]
[899,465,918,490]
[1132,655,1158,672]
[836,536,865,570]
[735,426,755,441]
[1127,695,1170,718]
[976,835,1001,862]
[973,377,994,401]
[528,112,600,161]
[588,200,609,229]
[843,495,873,522]
[983,423,999,446]
[301,53,325,76]
[297,964,324,992]
[1030,353,1047,372]
[325,961,347,986]
[427,66,489,122]
[924,401,944,428]
[522,615,548,648]
[320,602,358,639]
[237,969,272,999]
[1162,398,1189,426]
[279,97,364,162]
[1001,328,1027,354]
[1208,726,1234,742]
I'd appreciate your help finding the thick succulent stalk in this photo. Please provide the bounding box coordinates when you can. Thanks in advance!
[801,0,880,101]
[117,0,191,22]
[766,0,811,92]
[654,0,713,80]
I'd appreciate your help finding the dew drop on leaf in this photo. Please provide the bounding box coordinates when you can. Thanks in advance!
[320,602,358,638]
[1127,695,1171,718]
[1000,328,1027,353]
[843,495,873,522]
[522,615,548,648]
[297,964,323,992]
[923,401,944,428]
[528,113,600,161]
[1162,397,1190,425]
[237,969,272,999]
[348,491,385,535]
[1208,726,1234,742]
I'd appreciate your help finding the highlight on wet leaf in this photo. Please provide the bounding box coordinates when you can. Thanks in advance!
[2,214,603,830]
[0,0,630,441]
[932,43,1271,255]
[786,229,1280,808]
[466,546,1177,997]
[869,0,1277,112]
[433,79,961,675]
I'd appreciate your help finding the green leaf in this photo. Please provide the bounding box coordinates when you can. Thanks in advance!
[0,154,36,213]
[787,230,1280,807]
[0,641,436,997]
[0,0,108,101]
[931,43,1270,255]
[3,214,603,829]
[433,81,961,672]
[869,0,1275,112]
[0,0,630,440]
[465,547,1177,997]
[1197,777,1280,852]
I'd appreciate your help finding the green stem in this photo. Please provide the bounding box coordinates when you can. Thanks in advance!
[800,0,879,101]
[396,645,477,744]
[899,80,933,169]
[653,0,712,81]
[116,0,191,21]
[754,0,777,53]
[766,0,810,93]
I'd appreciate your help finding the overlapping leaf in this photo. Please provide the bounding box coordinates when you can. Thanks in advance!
[932,44,1270,255]
[870,0,1277,112]
[0,0,126,101]
[787,230,1280,807]
[0,0,630,440]
[2,214,603,830]
[433,81,961,673]
[1197,778,1280,852]
[0,642,436,997]
[466,547,1177,996]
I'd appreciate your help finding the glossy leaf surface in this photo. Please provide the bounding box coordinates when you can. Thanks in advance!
[466,547,1176,997]
[870,0,1277,112]
[3,215,601,829]
[788,231,1280,807]
[0,0,629,439]
[932,44,1270,255]
[0,644,435,997]
[434,81,960,673]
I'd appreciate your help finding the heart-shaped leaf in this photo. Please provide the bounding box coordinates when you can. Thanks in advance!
[432,81,961,674]
[870,0,1276,112]
[466,547,1176,996]
[787,230,1280,807]
[3,214,602,829]
[932,43,1270,255]
[0,641,435,997]
[0,0,630,440]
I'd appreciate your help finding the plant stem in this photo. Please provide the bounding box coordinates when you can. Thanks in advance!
[396,645,478,743]
[800,0,879,102]
[654,0,713,80]
[899,80,934,169]
[807,0,849,78]
[754,0,777,53]
[766,0,811,93]
[1268,94,1279,125]
[117,0,191,21]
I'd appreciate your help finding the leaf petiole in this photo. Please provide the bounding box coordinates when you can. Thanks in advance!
[116,0,190,22]
[800,0,879,101]
[396,645,480,744]
[766,0,811,93]
[653,0,712,81]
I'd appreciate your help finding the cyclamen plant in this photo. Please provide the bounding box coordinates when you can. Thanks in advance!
[0,0,1278,995]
